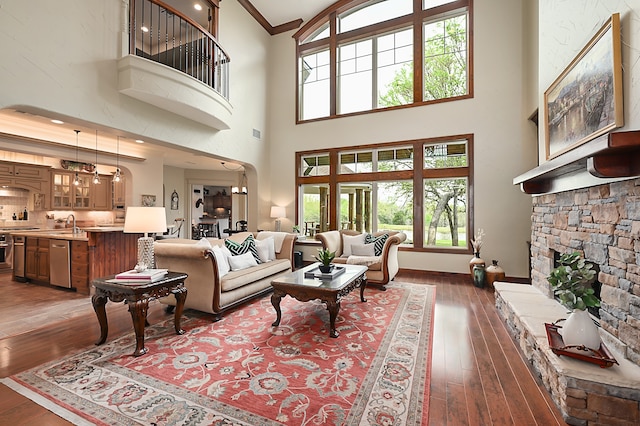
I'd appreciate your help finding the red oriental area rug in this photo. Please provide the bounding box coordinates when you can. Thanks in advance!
[3,282,435,425]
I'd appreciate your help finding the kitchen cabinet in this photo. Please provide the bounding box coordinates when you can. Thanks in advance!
[204,193,232,217]
[71,240,89,294]
[0,162,49,179]
[112,175,126,208]
[25,237,50,283]
[51,171,112,210]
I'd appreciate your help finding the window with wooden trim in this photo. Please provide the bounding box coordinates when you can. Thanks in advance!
[295,0,472,122]
[296,135,473,252]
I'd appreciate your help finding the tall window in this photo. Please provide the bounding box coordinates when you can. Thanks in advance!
[296,136,473,252]
[295,0,472,122]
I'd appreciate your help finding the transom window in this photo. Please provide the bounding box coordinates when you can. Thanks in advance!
[295,0,472,122]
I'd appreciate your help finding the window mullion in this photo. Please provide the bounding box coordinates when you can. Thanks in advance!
[329,12,338,117]
[372,37,378,109]
[413,140,424,248]
[413,0,423,103]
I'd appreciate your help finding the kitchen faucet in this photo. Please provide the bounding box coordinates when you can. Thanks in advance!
[66,214,80,234]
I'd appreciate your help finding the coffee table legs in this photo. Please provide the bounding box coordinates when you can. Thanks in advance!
[326,299,340,338]
[271,290,284,327]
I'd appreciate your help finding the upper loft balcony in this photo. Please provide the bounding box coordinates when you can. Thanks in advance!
[118,0,232,130]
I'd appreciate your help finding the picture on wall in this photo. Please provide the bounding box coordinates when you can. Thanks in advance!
[544,13,623,160]
[141,194,156,207]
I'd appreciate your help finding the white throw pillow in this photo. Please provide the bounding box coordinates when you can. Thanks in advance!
[351,242,375,257]
[195,237,213,249]
[211,245,230,278]
[255,237,276,263]
[228,251,258,271]
[342,233,366,257]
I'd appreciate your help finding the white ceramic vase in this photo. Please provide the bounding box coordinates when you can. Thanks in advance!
[561,309,601,350]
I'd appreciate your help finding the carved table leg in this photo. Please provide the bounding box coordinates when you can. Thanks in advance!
[271,290,284,327]
[360,277,368,302]
[128,298,149,357]
[172,286,187,335]
[326,298,340,338]
[92,292,109,345]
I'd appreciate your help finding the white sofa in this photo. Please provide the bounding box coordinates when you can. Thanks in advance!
[154,231,296,319]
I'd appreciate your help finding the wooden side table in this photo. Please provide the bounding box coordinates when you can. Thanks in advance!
[91,271,188,356]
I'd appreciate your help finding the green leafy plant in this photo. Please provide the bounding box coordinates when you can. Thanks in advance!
[315,248,335,266]
[547,252,600,311]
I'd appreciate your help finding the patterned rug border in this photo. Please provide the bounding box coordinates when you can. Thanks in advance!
[3,281,435,425]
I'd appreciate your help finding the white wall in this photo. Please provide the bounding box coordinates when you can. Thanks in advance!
[539,0,640,166]
[267,0,536,277]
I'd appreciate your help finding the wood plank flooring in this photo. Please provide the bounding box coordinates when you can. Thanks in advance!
[0,270,566,425]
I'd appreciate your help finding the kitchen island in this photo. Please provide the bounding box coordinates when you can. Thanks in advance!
[11,227,140,295]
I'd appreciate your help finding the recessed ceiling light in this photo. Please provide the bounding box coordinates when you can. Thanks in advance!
[135,139,144,144]
[194,4,202,11]
[141,26,149,33]
[51,119,64,124]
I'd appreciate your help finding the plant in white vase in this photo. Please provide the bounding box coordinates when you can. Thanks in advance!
[547,252,601,350]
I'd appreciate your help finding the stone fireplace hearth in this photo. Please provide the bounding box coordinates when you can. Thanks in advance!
[530,179,640,366]
[495,177,640,425]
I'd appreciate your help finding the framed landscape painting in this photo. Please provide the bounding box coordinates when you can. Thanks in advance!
[544,13,623,160]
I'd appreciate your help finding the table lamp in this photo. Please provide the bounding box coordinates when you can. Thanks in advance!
[123,206,167,270]
[270,206,286,232]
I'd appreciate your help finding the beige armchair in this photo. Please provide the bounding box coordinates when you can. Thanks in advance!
[316,229,406,287]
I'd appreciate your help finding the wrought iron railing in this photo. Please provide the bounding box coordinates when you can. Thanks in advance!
[129,0,230,100]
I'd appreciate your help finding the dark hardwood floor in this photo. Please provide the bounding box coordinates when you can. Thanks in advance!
[0,270,565,425]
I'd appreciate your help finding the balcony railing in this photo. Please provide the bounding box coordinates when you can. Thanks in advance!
[129,0,230,100]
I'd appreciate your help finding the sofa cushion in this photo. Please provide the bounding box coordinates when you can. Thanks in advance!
[365,233,389,256]
[220,259,291,292]
[228,251,258,271]
[211,245,230,278]
[225,234,261,264]
[255,236,276,262]
[352,242,375,256]
[342,233,366,257]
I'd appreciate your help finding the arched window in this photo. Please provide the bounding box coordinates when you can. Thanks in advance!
[294,0,472,122]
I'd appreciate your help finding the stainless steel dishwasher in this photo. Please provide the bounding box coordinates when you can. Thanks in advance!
[49,240,71,288]
[13,235,26,281]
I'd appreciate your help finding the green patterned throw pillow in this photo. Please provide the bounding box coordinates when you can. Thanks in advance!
[225,234,261,264]
[365,233,389,256]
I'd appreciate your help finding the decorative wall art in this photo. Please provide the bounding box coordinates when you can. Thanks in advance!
[171,190,179,210]
[141,194,156,207]
[544,13,623,160]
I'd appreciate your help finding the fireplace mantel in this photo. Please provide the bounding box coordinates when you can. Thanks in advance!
[513,130,640,195]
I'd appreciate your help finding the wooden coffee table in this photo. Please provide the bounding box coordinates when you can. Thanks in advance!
[270,263,367,338]
[92,271,188,356]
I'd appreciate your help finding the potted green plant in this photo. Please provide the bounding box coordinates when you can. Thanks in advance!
[315,248,335,273]
[547,251,601,349]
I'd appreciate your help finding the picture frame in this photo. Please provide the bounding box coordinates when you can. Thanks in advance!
[544,13,623,160]
[141,194,156,207]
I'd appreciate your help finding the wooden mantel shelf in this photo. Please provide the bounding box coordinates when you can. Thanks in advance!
[513,130,640,194]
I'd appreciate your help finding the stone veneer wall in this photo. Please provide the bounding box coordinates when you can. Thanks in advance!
[530,178,640,367]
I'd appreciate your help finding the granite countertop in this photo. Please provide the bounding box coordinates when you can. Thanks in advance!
[10,226,124,241]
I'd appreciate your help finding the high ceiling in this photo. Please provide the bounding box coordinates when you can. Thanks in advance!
[250,0,335,27]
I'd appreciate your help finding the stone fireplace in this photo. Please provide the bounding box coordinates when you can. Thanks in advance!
[498,132,640,424]
[530,179,640,366]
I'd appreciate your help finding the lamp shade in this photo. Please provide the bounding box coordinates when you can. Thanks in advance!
[124,207,167,235]
[270,206,286,219]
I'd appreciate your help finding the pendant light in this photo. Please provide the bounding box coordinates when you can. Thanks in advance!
[113,136,121,182]
[73,130,81,186]
[92,129,101,184]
